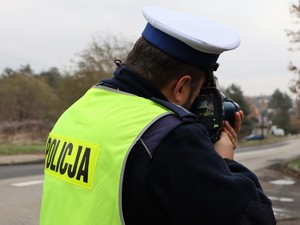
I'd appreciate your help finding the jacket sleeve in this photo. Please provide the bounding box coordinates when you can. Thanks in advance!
[224,159,276,224]
[147,123,276,225]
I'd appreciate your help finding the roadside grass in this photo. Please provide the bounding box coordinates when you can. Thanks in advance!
[0,140,273,156]
[287,158,300,171]
[285,157,300,178]
[0,135,289,155]
[0,143,45,155]
[0,120,51,155]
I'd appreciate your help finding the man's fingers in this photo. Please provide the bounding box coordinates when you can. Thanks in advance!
[234,110,244,133]
[223,122,237,149]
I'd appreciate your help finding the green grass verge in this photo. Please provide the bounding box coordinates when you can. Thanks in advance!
[0,143,45,155]
[286,157,300,173]
[283,157,300,178]
[0,136,291,156]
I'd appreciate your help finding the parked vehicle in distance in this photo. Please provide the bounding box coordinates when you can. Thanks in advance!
[271,127,285,137]
[245,134,264,141]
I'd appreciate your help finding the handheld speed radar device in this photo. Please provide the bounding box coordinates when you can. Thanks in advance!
[191,76,240,143]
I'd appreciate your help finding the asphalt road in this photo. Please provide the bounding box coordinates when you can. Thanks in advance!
[235,136,300,171]
[235,136,300,224]
[0,136,299,225]
[0,164,44,180]
[0,173,43,225]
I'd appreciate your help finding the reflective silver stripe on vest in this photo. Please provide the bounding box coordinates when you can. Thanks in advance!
[119,112,172,225]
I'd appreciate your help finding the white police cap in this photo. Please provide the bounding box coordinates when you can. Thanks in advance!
[142,6,240,70]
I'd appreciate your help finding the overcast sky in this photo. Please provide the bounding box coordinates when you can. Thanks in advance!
[0,0,298,96]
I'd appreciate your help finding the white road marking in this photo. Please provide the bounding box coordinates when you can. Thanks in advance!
[269,179,295,185]
[11,180,44,187]
[272,208,295,220]
[273,208,285,212]
[269,196,294,202]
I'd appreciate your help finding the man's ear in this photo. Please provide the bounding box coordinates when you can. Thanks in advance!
[172,75,192,105]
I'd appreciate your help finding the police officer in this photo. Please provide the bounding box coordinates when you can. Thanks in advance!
[40,6,276,225]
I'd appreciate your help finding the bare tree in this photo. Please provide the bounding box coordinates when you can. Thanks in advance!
[287,1,300,99]
[57,34,134,109]
[71,33,134,77]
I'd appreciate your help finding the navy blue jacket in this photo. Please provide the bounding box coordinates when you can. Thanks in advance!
[100,65,276,225]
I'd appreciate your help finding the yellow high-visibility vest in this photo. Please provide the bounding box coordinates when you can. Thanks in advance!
[40,86,172,225]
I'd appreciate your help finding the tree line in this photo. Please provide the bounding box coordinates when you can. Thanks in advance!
[0,28,299,140]
[0,36,133,124]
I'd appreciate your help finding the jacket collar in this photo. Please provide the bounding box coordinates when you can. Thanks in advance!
[100,64,168,101]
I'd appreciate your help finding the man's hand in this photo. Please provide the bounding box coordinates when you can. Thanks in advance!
[214,110,244,160]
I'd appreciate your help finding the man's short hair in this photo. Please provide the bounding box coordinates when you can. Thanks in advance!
[125,37,206,90]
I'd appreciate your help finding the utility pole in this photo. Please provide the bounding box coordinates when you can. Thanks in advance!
[261,112,264,138]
